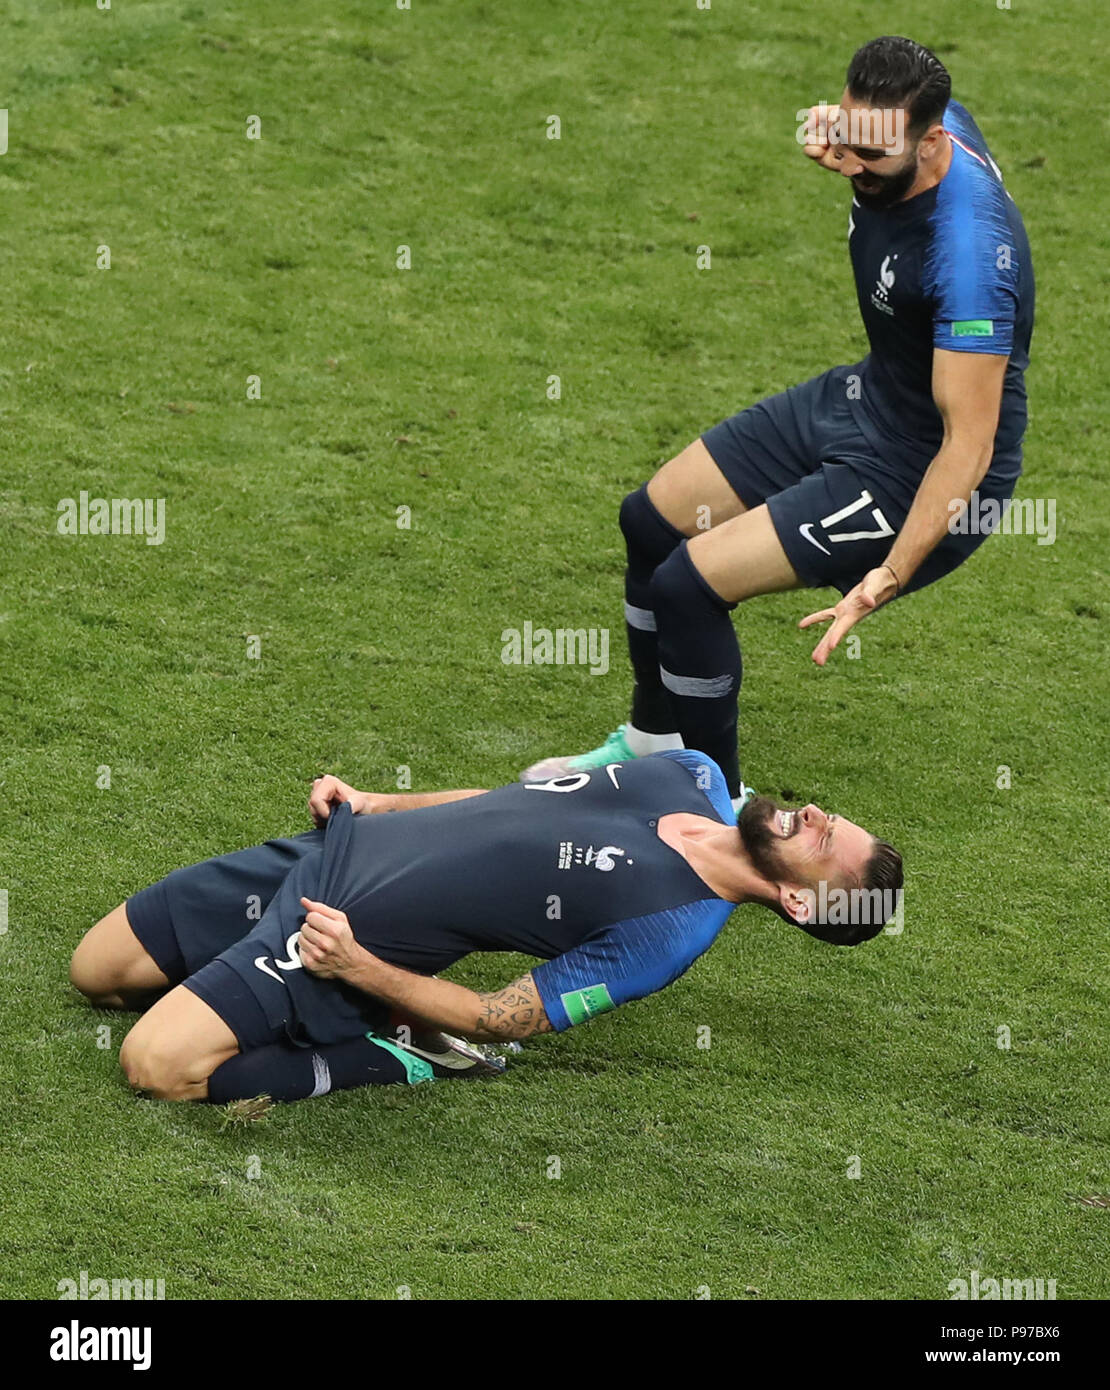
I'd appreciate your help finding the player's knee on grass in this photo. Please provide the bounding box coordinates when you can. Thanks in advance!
[70,904,170,1008]
[119,986,240,1101]
[119,1025,216,1102]
[69,910,131,1004]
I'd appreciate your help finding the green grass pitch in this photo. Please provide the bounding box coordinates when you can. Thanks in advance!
[0,0,1107,1300]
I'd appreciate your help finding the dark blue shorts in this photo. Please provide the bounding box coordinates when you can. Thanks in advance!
[126,830,325,983]
[700,364,1019,595]
[126,828,390,1050]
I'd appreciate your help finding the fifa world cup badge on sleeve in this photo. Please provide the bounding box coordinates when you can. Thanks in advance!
[952,319,995,337]
[561,983,615,1025]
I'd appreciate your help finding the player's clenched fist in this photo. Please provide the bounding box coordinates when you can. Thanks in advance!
[800,102,843,171]
[298,897,363,979]
[308,775,375,825]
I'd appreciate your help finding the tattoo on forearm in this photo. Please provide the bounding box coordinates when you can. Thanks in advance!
[475,974,553,1040]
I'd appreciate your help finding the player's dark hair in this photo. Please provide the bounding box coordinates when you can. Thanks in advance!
[800,837,905,947]
[846,36,951,137]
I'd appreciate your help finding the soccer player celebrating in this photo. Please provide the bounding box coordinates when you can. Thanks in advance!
[70,753,901,1104]
[522,36,1034,802]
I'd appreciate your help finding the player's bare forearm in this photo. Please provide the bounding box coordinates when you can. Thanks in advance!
[362,789,488,813]
[309,777,487,826]
[883,437,993,585]
[800,348,1009,662]
[298,896,553,1040]
[884,346,1008,586]
[474,975,554,1041]
[340,948,552,1042]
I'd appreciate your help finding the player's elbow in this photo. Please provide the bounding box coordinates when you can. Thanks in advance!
[941,426,995,476]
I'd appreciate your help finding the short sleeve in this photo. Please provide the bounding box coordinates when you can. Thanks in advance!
[532,898,733,1032]
[926,149,1018,357]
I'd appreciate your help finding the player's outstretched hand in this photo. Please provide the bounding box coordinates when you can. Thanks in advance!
[299,897,363,979]
[800,102,843,172]
[798,566,900,666]
[308,774,370,826]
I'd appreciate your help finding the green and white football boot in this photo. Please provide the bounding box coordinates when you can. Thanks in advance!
[519,724,642,783]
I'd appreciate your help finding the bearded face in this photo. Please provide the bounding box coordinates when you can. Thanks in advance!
[737,795,793,880]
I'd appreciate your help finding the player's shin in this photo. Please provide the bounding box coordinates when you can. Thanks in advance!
[621,485,685,737]
[650,542,742,796]
[205,1035,417,1103]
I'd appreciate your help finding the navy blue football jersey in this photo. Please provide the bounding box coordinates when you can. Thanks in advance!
[847,100,1034,484]
[310,750,738,1032]
[200,753,741,1046]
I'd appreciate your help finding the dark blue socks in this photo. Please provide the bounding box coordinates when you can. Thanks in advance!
[207,1034,417,1103]
[650,541,742,796]
[620,485,686,734]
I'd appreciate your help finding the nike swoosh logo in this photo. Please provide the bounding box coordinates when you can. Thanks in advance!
[605,763,621,789]
[798,523,831,556]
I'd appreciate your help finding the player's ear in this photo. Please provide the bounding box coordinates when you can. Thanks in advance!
[778,884,814,926]
[917,120,945,158]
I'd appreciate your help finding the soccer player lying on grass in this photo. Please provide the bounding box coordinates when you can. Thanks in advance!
[522,36,1034,803]
[70,751,902,1105]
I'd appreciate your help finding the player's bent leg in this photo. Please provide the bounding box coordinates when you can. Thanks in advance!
[684,503,802,604]
[645,437,749,536]
[649,508,801,794]
[624,440,751,738]
[119,985,239,1102]
[70,904,171,1011]
[520,440,752,782]
[205,1031,506,1104]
